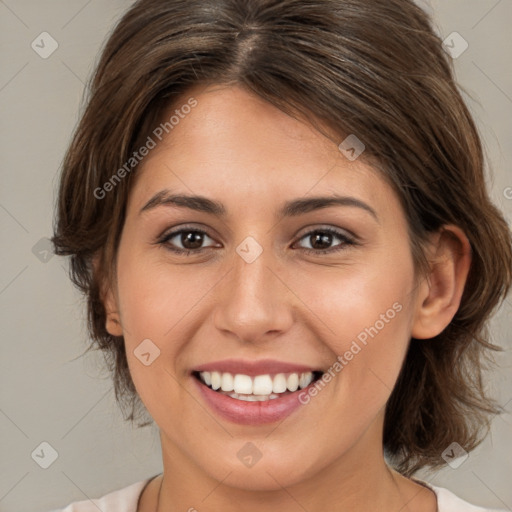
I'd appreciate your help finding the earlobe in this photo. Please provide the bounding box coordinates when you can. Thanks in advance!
[103,286,124,337]
[105,310,123,337]
[92,252,123,337]
[103,285,124,337]
[411,225,472,340]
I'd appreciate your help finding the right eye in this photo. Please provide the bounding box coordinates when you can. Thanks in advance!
[158,227,219,256]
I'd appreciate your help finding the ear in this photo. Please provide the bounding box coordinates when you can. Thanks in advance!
[92,252,123,337]
[411,225,472,339]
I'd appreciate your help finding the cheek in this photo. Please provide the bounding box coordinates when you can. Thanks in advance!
[113,246,183,397]
[291,248,414,390]
[114,247,225,412]
[285,255,415,463]
[116,246,204,342]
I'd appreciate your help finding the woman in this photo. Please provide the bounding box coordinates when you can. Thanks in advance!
[50,0,512,510]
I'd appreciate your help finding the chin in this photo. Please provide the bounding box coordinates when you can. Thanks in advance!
[196,448,326,492]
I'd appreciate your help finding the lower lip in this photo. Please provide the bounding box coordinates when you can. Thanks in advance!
[193,376,314,425]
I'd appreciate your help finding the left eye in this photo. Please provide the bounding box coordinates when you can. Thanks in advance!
[293,227,356,254]
[157,227,357,256]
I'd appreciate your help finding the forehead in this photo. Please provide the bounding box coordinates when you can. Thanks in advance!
[129,84,400,220]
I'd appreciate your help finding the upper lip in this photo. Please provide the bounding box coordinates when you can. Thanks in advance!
[192,359,324,376]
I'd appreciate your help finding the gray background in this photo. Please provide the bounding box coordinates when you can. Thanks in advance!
[0,1,511,511]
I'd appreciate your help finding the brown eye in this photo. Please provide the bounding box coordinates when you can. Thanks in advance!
[295,228,357,255]
[159,228,217,255]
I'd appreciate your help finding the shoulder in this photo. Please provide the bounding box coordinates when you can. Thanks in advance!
[415,479,507,512]
[47,477,153,512]
[432,485,507,512]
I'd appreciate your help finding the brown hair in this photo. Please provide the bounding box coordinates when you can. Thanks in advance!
[51,0,512,476]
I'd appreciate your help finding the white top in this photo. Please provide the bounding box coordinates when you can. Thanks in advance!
[48,476,507,512]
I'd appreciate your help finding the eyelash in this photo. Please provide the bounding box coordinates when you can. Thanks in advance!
[156,226,358,256]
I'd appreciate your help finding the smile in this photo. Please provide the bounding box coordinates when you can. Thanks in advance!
[194,370,323,401]
[192,367,325,425]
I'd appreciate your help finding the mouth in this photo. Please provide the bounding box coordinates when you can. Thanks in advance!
[192,370,324,402]
[190,359,329,424]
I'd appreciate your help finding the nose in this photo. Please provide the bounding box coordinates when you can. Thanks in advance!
[213,243,294,345]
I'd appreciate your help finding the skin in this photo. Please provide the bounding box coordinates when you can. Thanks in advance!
[99,84,471,512]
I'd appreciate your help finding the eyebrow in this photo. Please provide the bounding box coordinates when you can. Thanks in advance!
[139,189,379,222]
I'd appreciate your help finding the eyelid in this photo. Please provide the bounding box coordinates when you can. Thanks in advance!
[159,223,357,241]
[156,223,359,256]
[294,224,358,241]
[157,224,219,246]
[292,226,357,253]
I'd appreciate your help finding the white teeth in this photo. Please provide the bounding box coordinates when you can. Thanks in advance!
[198,370,319,396]
[253,375,274,395]
[272,373,287,393]
[202,371,212,386]
[299,372,314,389]
[287,373,299,392]
[227,392,281,401]
[221,373,234,392]
[211,371,221,390]
[233,374,253,394]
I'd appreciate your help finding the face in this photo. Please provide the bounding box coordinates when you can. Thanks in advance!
[104,84,424,490]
